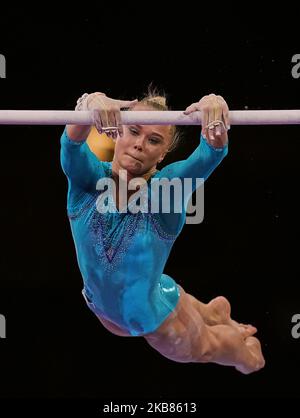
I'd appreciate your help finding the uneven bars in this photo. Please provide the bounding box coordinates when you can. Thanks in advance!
[0,110,300,125]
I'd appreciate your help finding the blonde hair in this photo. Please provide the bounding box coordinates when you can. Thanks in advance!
[131,86,181,154]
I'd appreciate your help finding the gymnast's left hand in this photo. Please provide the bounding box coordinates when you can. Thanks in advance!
[184,93,230,148]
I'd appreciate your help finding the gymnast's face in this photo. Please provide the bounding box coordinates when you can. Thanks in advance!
[113,105,172,177]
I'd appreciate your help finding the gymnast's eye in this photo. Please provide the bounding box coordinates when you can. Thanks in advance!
[149,138,160,144]
[129,127,139,135]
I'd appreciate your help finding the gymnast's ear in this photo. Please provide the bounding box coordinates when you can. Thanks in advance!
[158,150,168,163]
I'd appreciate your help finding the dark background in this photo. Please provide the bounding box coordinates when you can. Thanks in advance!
[0,3,300,414]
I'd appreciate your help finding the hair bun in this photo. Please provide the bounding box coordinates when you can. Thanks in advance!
[147,96,166,107]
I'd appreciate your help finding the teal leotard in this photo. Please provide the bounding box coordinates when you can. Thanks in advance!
[60,128,228,336]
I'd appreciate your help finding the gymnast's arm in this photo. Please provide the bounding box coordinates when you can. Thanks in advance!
[159,134,228,186]
[66,123,92,142]
[60,91,116,191]
[60,127,105,192]
[61,91,139,189]
[60,126,108,217]
[153,93,229,234]
[154,135,228,233]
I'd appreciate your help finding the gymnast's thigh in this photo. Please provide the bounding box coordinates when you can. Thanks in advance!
[82,288,134,337]
[95,315,134,337]
[145,284,187,337]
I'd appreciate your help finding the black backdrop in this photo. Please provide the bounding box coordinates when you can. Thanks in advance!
[0,4,300,414]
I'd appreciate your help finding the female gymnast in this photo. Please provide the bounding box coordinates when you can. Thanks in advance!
[60,90,265,374]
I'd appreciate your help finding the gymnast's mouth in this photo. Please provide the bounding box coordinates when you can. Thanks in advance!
[127,154,143,163]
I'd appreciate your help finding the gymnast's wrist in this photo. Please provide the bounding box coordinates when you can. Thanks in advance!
[202,135,228,152]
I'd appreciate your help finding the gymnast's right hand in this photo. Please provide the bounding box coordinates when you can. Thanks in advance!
[76,92,138,140]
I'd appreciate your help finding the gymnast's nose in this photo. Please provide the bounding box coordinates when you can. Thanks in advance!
[133,136,144,151]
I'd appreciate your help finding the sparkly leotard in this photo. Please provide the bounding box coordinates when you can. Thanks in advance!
[60,128,228,336]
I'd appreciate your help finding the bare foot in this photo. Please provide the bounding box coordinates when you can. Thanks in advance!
[235,336,266,374]
[207,296,257,335]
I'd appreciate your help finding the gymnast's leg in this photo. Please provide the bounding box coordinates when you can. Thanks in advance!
[92,290,255,338]
[185,291,257,333]
[82,291,133,337]
[96,316,133,337]
[144,286,265,374]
